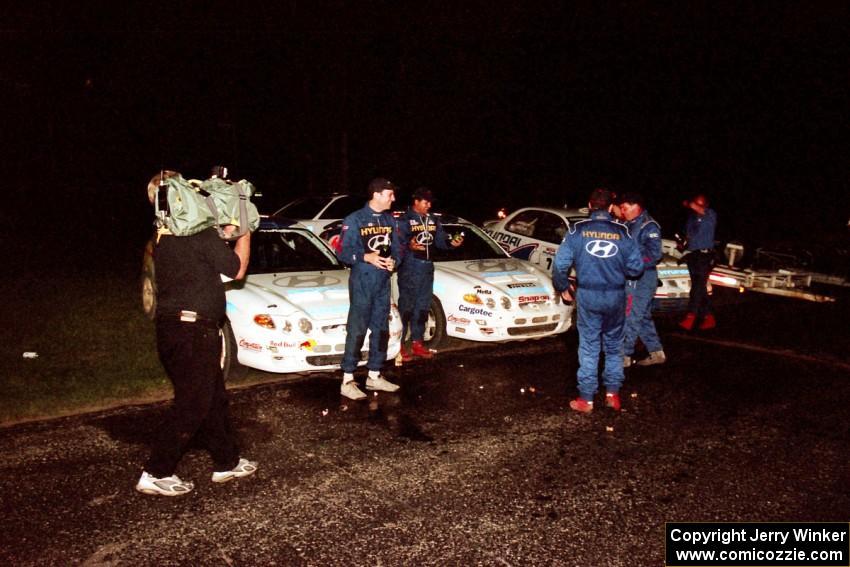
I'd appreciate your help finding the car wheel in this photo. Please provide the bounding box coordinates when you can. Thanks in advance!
[141,239,157,319]
[423,296,446,348]
[220,319,236,382]
[141,271,156,319]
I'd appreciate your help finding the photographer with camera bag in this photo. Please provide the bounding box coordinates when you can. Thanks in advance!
[135,170,257,497]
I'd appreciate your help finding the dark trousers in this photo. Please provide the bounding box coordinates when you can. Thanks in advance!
[686,252,714,318]
[398,258,434,342]
[145,319,239,477]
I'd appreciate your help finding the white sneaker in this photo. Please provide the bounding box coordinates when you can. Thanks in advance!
[341,381,367,400]
[211,457,258,483]
[136,471,194,496]
[366,375,400,392]
[636,350,667,366]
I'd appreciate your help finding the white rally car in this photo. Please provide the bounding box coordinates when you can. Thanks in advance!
[142,217,402,376]
[483,206,697,305]
[318,215,573,348]
[417,218,572,346]
[270,193,362,236]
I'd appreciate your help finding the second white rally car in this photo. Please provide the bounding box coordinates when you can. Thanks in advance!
[483,206,698,306]
[415,218,573,346]
[321,215,573,347]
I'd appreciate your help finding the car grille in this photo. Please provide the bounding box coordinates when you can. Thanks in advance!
[310,343,346,354]
[306,351,367,366]
[507,323,558,336]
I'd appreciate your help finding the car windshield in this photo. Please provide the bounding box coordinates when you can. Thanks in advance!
[248,228,341,274]
[431,223,510,262]
[274,196,331,219]
[321,195,361,219]
[274,195,361,220]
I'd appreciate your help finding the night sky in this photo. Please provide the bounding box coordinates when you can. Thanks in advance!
[4,2,848,266]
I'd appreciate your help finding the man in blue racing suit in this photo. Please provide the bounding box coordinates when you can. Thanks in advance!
[338,178,403,400]
[617,192,666,367]
[553,188,643,413]
[679,193,717,331]
[397,187,463,361]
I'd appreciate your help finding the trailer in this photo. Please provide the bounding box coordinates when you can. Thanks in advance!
[708,243,839,303]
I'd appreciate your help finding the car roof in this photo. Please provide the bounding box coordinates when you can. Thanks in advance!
[511,206,590,218]
[391,210,473,225]
[271,193,359,218]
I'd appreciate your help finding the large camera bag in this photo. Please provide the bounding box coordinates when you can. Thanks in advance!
[154,173,260,239]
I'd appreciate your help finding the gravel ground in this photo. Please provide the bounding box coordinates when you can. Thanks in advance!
[1,289,848,566]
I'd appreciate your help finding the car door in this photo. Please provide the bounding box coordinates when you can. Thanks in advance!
[495,210,543,266]
[525,212,567,272]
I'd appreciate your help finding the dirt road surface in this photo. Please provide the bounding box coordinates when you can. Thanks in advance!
[1,289,848,566]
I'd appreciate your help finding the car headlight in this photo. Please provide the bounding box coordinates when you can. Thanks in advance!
[298,318,313,334]
[463,293,483,305]
[253,314,275,329]
[484,297,496,309]
[500,296,512,310]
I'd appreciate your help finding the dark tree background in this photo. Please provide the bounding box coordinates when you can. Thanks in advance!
[3,2,848,268]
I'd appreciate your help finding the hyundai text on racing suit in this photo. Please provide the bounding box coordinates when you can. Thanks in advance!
[620,196,666,366]
[553,190,643,413]
[337,179,403,400]
[396,189,462,359]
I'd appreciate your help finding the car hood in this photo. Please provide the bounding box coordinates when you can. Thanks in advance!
[229,270,351,320]
[434,258,555,297]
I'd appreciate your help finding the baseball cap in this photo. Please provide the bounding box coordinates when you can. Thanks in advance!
[368,177,397,196]
[683,194,709,208]
[412,186,434,202]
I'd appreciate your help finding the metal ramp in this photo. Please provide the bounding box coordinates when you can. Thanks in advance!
[708,243,838,303]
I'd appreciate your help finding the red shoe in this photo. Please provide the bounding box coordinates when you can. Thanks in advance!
[569,398,594,413]
[678,312,696,330]
[699,313,716,330]
[411,340,433,359]
[399,345,414,362]
[605,392,621,411]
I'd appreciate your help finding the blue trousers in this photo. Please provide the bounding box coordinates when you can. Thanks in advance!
[623,272,663,356]
[342,264,391,373]
[398,258,434,342]
[575,288,626,401]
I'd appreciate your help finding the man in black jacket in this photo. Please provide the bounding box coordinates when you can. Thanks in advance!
[136,171,257,496]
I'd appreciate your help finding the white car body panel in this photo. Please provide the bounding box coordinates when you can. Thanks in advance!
[483,207,695,301]
[225,223,401,373]
[426,257,571,341]
[271,198,574,342]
